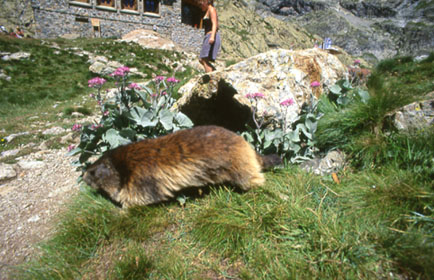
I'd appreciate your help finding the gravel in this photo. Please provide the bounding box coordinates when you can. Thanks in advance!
[0,148,81,279]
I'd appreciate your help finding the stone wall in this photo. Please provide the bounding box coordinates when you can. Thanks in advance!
[31,0,203,52]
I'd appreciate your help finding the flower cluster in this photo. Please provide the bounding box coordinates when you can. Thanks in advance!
[166,77,180,84]
[90,124,103,130]
[310,81,321,88]
[280,98,295,107]
[72,124,82,131]
[354,59,361,65]
[154,76,165,83]
[110,66,130,77]
[88,77,106,88]
[246,92,265,99]
[128,83,142,90]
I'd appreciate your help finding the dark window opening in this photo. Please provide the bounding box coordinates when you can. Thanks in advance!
[122,0,137,10]
[75,16,89,23]
[98,0,114,7]
[181,1,203,29]
[144,0,159,13]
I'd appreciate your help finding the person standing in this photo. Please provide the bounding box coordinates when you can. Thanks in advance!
[199,0,221,73]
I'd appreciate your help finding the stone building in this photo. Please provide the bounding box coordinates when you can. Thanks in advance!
[31,0,207,52]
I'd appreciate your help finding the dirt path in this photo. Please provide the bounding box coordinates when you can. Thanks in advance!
[0,148,80,279]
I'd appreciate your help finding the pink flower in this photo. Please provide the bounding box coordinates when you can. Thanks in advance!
[166,77,179,84]
[246,92,265,99]
[67,145,75,152]
[72,124,82,131]
[110,66,130,77]
[155,76,165,83]
[90,124,103,130]
[161,91,167,95]
[88,77,106,88]
[103,111,109,116]
[89,93,95,98]
[354,59,361,65]
[128,83,141,90]
[280,98,295,107]
[310,81,321,88]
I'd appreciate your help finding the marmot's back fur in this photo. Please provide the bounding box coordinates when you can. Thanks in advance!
[83,126,281,207]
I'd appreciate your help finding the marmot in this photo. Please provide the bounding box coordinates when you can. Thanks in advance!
[83,125,281,207]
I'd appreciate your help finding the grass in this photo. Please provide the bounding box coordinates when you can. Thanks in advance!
[3,38,433,279]
[0,35,197,160]
[12,165,433,279]
[317,54,434,172]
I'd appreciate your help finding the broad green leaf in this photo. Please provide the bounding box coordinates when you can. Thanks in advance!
[297,123,312,140]
[329,84,342,95]
[342,80,353,90]
[264,140,272,149]
[159,109,174,130]
[241,132,254,143]
[119,128,136,140]
[174,112,194,128]
[103,128,131,148]
[357,89,370,103]
[130,106,157,127]
[66,147,82,157]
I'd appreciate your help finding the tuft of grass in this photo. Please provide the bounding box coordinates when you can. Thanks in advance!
[63,106,92,116]
[111,244,154,280]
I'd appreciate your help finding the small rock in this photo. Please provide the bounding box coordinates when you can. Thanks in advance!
[60,133,74,144]
[0,163,17,181]
[5,132,30,143]
[1,52,31,61]
[42,126,66,135]
[27,215,40,223]
[71,112,84,118]
[301,150,346,175]
[0,149,20,158]
[38,141,49,150]
[18,160,46,170]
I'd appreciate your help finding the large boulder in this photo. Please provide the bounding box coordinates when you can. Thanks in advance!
[119,29,180,51]
[387,92,434,132]
[176,48,347,131]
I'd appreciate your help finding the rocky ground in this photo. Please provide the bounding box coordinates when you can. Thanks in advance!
[0,148,81,278]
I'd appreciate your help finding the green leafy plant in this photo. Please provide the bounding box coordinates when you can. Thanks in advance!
[241,82,322,163]
[328,79,370,106]
[68,67,193,171]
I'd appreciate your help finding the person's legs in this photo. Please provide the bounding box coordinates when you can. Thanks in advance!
[199,57,215,73]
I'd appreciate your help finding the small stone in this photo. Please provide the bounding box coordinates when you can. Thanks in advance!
[28,215,40,223]
[71,112,84,118]
[1,149,20,158]
[5,132,30,143]
[0,163,17,181]
[18,160,46,170]
[42,126,66,135]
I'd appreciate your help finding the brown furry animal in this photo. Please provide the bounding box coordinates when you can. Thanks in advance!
[83,125,281,207]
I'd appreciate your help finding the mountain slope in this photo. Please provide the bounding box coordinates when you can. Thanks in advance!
[248,0,434,62]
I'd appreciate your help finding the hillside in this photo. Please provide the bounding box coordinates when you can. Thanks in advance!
[247,0,434,62]
[3,0,432,63]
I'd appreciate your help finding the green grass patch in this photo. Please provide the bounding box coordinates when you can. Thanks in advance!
[12,166,434,279]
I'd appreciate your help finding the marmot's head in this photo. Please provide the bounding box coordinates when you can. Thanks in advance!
[83,156,122,202]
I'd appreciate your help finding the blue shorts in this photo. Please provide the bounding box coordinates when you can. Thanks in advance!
[200,32,221,61]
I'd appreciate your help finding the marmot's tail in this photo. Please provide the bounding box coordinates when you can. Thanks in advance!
[257,154,282,170]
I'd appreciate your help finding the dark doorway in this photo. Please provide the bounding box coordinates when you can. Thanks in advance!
[181,0,204,29]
